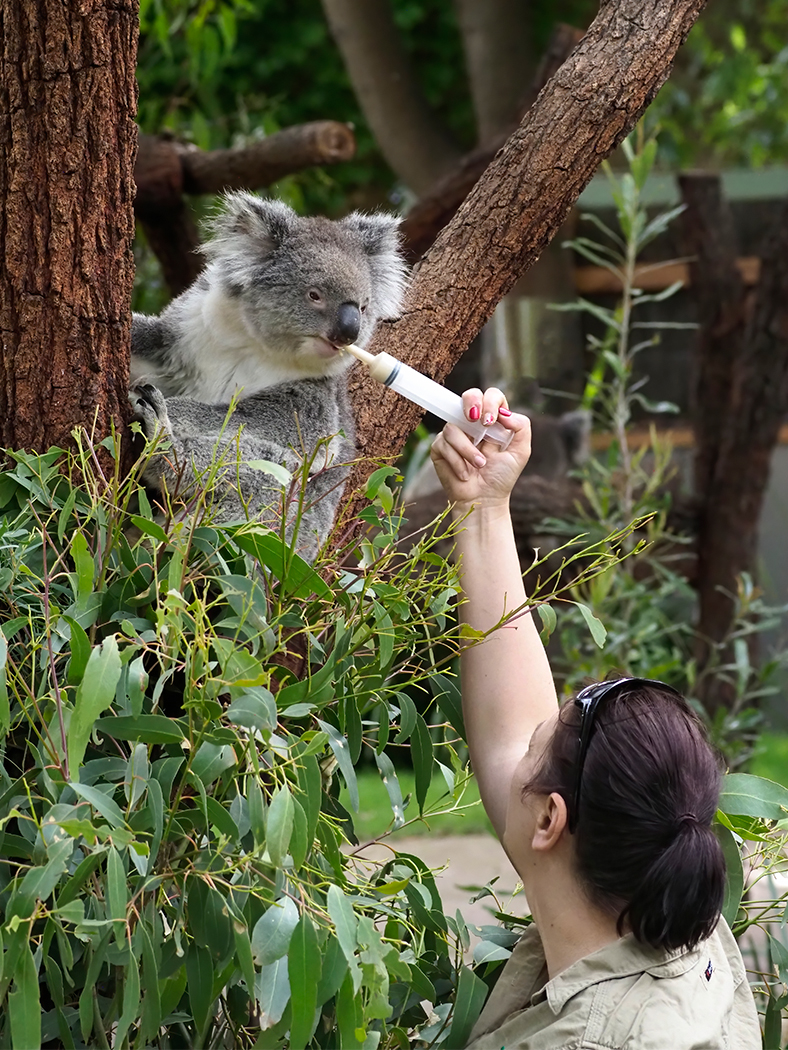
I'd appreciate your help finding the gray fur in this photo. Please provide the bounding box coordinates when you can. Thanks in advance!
[130,193,406,559]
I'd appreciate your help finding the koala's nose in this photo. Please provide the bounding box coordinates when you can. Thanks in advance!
[333,302,361,346]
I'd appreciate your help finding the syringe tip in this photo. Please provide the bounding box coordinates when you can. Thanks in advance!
[342,343,376,366]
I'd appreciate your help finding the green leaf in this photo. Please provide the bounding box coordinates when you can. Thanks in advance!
[266,783,295,867]
[70,781,125,828]
[412,714,434,814]
[130,514,168,542]
[107,846,128,947]
[472,939,512,964]
[536,602,557,641]
[318,719,359,812]
[316,935,348,1008]
[296,753,321,848]
[393,692,417,744]
[375,752,404,829]
[429,673,465,740]
[290,799,309,870]
[114,948,141,1049]
[189,879,234,962]
[95,714,186,744]
[247,775,267,847]
[63,615,91,686]
[68,634,123,777]
[246,459,292,486]
[234,527,331,599]
[138,921,162,1044]
[719,773,788,822]
[124,742,149,809]
[70,531,95,596]
[232,917,257,999]
[0,634,8,736]
[574,602,607,649]
[9,942,39,1050]
[445,965,488,1048]
[255,956,291,1029]
[327,884,360,990]
[226,689,277,734]
[716,823,744,926]
[336,970,364,1049]
[252,897,299,967]
[186,944,215,1036]
[288,915,321,1049]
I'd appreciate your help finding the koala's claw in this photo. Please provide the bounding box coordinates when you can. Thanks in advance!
[129,382,171,439]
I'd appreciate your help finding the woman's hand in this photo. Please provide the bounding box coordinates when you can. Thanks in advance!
[430,387,532,509]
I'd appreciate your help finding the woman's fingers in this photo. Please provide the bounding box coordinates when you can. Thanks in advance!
[481,387,509,427]
[461,387,510,428]
[431,424,485,479]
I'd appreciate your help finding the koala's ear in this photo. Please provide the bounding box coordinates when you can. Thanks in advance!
[559,409,592,465]
[342,211,401,257]
[342,211,408,319]
[202,192,295,261]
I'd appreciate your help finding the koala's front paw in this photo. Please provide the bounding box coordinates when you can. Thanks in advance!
[129,383,172,440]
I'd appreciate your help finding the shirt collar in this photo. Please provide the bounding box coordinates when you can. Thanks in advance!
[542,931,702,1013]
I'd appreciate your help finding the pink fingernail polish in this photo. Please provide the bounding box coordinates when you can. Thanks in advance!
[499,407,512,417]
[484,412,495,426]
[469,405,480,421]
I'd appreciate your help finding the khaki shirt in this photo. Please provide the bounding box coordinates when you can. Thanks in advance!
[465,919,760,1050]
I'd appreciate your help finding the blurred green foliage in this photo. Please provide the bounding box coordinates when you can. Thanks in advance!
[649,0,788,167]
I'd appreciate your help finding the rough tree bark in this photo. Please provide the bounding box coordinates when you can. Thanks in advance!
[0,0,138,457]
[135,122,356,297]
[341,0,710,522]
[452,0,535,142]
[680,174,788,711]
[320,0,461,193]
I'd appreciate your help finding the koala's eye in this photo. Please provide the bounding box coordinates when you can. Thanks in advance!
[307,289,323,305]
[360,303,368,314]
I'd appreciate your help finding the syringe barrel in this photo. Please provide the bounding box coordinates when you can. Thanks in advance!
[380,356,513,449]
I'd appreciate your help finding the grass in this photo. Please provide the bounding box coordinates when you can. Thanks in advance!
[341,765,495,843]
[750,731,788,786]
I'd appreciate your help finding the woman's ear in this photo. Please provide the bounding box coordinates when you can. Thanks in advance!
[531,792,568,851]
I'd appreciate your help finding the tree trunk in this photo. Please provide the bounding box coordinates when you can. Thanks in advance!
[0,0,138,458]
[680,175,788,711]
[342,0,709,522]
[320,0,461,194]
[400,24,585,265]
[452,0,535,142]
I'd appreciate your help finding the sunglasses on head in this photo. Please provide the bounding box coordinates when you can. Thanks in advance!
[568,677,685,834]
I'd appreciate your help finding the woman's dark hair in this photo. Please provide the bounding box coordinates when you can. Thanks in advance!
[524,682,726,952]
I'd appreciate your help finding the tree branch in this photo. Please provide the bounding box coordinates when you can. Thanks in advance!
[133,122,356,296]
[400,24,585,264]
[342,0,710,521]
[320,0,462,193]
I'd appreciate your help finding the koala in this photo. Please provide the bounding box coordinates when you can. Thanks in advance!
[130,192,407,558]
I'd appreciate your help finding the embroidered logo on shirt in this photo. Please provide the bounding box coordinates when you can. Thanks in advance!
[704,960,713,982]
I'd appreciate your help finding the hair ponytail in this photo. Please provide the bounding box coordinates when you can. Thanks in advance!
[524,683,727,952]
[623,820,726,950]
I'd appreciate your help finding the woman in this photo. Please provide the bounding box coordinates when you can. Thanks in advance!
[430,390,761,1050]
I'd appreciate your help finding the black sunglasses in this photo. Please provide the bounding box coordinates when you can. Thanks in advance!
[567,677,685,834]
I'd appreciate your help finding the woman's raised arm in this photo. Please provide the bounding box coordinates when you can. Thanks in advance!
[430,389,558,839]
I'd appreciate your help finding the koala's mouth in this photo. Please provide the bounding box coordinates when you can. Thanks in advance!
[312,337,344,358]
